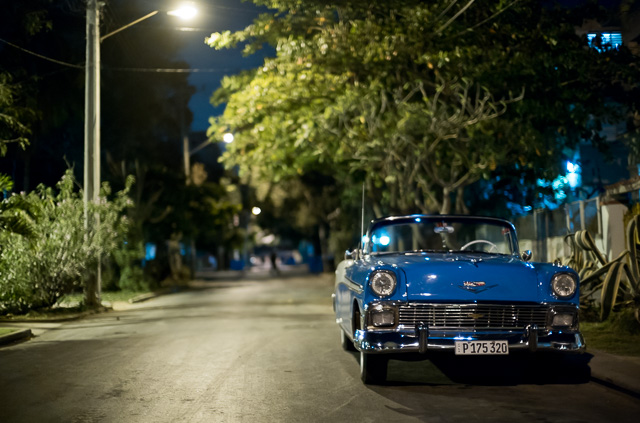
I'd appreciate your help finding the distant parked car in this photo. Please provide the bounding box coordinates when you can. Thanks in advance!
[333,215,585,384]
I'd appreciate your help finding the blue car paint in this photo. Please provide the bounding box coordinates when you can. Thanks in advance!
[334,214,584,355]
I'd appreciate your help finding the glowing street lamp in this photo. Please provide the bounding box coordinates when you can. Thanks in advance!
[223,133,235,143]
[168,4,198,20]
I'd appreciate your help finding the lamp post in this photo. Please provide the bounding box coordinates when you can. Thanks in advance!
[83,1,198,306]
[184,132,233,183]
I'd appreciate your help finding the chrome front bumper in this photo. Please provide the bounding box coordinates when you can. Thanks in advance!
[354,324,586,354]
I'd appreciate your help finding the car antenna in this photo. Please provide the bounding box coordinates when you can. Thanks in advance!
[360,182,365,256]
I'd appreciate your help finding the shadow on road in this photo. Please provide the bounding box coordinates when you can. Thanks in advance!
[350,351,593,386]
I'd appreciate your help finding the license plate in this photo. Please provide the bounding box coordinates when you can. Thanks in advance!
[455,340,509,355]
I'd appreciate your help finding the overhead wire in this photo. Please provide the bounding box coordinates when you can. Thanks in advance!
[104,66,239,73]
[0,37,233,73]
[0,37,84,69]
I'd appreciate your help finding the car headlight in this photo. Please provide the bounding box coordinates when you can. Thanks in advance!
[370,270,397,297]
[551,273,577,298]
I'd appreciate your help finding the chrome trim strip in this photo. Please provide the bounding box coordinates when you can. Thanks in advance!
[355,330,586,354]
[343,276,364,294]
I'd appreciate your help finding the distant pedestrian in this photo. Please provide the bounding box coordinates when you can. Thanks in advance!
[270,250,280,275]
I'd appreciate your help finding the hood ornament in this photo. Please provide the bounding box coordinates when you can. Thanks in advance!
[455,257,483,267]
[459,281,498,294]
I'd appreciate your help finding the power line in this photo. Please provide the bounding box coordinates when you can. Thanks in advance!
[104,66,240,73]
[0,37,84,69]
[0,37,243,73]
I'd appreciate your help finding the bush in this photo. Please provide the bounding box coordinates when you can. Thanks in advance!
[0,171,134,314]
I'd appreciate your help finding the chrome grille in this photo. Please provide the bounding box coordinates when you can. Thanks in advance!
[398,303,549,330]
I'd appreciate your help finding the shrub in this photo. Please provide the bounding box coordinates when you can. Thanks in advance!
[0,171,134,314]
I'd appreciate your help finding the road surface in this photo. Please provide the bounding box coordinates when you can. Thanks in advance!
[1,273,639,422]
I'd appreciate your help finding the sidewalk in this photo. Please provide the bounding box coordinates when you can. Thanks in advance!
[1,269,639,397]
[588,349,640,396]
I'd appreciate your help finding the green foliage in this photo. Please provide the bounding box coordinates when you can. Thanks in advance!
[207,0,639,222]
[208,1,523,215]
[104,254,144,292]
[0,73,30,155]
[0,171,135,315]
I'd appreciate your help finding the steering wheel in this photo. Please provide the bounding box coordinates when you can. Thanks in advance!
[460,240,498,252]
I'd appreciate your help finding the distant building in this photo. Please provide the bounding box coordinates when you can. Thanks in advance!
[561,3,640,202]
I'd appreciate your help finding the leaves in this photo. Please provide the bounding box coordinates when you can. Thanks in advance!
[0,73,31,155]
[563,216,640,323]
[207,0,639,221]
[0,171,135,315]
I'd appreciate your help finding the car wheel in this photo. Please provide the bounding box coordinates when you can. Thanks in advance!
[341,329,356,351]
[360,350,388,384]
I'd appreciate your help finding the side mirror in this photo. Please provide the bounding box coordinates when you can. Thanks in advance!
[521,250,532,262]
[345,249,357,261]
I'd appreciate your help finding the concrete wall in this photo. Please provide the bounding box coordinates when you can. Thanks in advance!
[518,197,624,263]
[601,200,628,261]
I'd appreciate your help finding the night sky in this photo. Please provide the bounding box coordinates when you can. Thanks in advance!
[171,0,271,132]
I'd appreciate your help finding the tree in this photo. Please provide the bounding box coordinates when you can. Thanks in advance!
[207,0,639,220]
[0,73,31,155]
[208,1,519,214]
[0,0,86,190]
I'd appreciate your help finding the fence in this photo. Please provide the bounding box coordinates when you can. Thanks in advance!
[514,198,602,262]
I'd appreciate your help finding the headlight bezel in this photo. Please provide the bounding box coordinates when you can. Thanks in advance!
[548,306,579,330]
[369,270,397,297]
[550,272,578,299]
[367,303,399,329]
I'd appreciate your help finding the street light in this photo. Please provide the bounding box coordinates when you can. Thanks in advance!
[223,133,234,143]
[83,1,198,306]
[168,4,198,20]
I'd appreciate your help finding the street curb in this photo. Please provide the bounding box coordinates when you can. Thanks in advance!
[588,349,640,398]
[0,329,33,346]
[128,292,160,303]
[128,286,187,303]
[590,374,640,398]
[0,306,111,324]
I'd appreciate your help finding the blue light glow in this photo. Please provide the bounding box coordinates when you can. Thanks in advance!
[566,161,581,189]
[145,243,156,261]
[587,32,622,52]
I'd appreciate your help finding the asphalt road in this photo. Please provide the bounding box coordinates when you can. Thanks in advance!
[1,273,639,423]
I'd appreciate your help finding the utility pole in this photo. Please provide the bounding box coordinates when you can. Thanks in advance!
[84,0,101,306]
[182,105,191,184]
[82,2,198,305]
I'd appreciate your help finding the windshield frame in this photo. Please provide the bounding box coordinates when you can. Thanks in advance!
[363,215,520,257]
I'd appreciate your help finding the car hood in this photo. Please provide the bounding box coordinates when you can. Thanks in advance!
[376,253,539,302]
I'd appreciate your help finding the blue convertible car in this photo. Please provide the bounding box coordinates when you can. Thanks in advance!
[333,215,585,384]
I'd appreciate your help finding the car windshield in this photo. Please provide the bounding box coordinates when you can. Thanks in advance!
[367,217,517,256]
